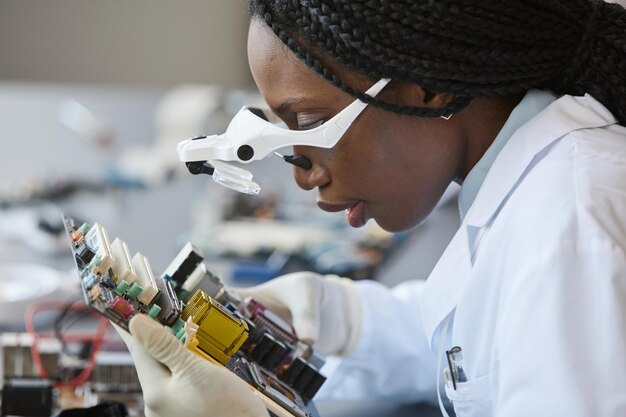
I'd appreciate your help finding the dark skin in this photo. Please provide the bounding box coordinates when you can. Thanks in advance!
[248,19,522,232]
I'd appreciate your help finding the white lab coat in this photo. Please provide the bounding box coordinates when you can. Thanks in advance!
[318,93,626,416]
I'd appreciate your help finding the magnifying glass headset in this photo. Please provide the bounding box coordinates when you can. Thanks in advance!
[177,78,390,194]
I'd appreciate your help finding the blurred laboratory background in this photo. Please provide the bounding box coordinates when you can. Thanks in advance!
[0,1,473,416]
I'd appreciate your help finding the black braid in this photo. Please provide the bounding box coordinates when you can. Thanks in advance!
[249,0,626,125]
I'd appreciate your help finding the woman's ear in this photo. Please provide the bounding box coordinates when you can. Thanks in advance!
[387,81,456,109]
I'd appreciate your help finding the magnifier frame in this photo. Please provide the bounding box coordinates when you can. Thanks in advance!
[178,78,391,164]
[177,78,391,194]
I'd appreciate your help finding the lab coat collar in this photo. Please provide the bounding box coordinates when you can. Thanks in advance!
[420,93,618,349]
[464,93,617,228]
[458,90,557,219]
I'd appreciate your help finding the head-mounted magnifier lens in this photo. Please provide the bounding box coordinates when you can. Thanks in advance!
[177,78,390,194]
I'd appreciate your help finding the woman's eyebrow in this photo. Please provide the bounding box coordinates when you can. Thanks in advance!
[275,97,306,114]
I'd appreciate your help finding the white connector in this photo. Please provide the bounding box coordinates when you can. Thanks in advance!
[110,238,137,284]
[161,242,201,280]
[181,262,207,292]
[131,253,159,304]
[84,223,114,274]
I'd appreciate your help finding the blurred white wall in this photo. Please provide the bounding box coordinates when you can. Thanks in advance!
[0,0,622,88]
[0,0,253,87]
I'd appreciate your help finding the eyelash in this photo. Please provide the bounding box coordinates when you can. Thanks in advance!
[296,119,324,131]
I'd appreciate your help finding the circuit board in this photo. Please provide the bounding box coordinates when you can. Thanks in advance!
[63,215,326,417]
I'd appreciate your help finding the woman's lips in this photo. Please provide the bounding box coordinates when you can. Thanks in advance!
[345,201,368,227]
[317,201,354,213]
[317,200,368,228]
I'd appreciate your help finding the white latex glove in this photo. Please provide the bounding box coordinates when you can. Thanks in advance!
[116,314,269,417]
[237,272,362,356]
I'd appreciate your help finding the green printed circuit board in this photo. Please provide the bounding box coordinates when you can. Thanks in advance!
[63,215,326,417]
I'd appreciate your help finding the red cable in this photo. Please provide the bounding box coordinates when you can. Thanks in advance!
[24,300,110,388]
[62,315,109,388]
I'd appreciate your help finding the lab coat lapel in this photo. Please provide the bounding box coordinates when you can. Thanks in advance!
[419,94,617,349]
[420,225,471,348]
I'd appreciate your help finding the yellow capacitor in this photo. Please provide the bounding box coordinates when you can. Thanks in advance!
[182,289,249,365]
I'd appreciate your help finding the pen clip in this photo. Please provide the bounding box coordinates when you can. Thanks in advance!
[445,349,457,390]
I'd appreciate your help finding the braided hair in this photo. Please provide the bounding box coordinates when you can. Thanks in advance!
[248,0,626,125]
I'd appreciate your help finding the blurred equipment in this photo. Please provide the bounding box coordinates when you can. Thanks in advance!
[0,333,142,409]
[188,192,402,283]
[113,85,229,187]
[58,99,115,149]
[0,264,71,326]
[0,206,73,256]
[63,215,326,417]
[0,304,143,415]
[1,378,54,417]
[0,182,113,210]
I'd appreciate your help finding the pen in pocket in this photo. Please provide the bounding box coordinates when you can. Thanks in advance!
[446,346,467,390]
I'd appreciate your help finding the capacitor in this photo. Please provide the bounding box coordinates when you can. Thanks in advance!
[127,283,144,300]
[109,297,134,319]
[147,304,162,319]
[114,280,130,296]
[83,273,98,290]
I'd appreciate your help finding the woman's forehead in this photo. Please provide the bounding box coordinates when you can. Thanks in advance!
[247,20,289,74]
[247,18,375,113]
[247,20,335,107]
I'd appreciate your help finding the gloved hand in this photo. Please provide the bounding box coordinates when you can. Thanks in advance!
[236,272,363,356]
[115,314,269,417]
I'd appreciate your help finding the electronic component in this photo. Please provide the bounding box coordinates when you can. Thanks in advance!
[241,297,297,346]
[63,215,325,417]
[181,262,207,295]
[152,273,181,326]
[64,217,179,332]
[230,358,309,417]
[83,223,114,275]
[109,297,134,320]
[161,242,203,290]
[182,290,249,365]
[130,253,159,304]
[76,244,95,266]
[201,268,242,306]
[109,238,136,285]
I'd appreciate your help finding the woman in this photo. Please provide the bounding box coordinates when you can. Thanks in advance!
[119,1,626,416]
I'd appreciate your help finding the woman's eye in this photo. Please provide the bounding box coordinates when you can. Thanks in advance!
[296,118,325,131]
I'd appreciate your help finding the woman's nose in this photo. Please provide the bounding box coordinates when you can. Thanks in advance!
[292,146,331,191]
